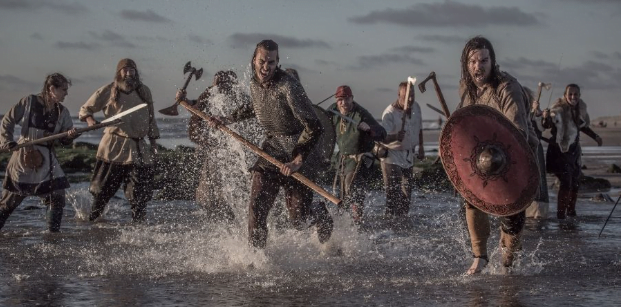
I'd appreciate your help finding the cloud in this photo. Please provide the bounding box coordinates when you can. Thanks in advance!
[591,51,609,59]
[315,59,337,66]
[614,52,621,60]
[417,34,465,44]
[509,60,621,92]
[390,46,436,54]
[120,9,171,23]
[229,33,331,49]
[501,57,558,70]
[188,34,212,45]
[0,74,40,91]
[350,1,540,28]
[89,30,136,48]
[348,54,425,70]
[55,41,100,50]
[0,0,88,14]
[30,32,43,40]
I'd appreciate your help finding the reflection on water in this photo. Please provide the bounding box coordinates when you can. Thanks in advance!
[2,80,621,306]
[1,185,620,306]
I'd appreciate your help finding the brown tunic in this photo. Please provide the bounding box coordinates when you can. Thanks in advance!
[79,82,160,165]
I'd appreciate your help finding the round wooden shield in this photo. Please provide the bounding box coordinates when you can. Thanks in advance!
[440,105,539,216]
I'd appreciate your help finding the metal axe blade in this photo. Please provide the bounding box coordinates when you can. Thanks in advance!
[183,61,192,75]
[194,68,203,80]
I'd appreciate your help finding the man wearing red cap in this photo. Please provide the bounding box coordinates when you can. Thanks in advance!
[327,85,386,224]
[79,58,160,222]
[379,81,424,224]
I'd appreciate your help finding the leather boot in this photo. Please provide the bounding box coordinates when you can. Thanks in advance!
[47,206,64,232]
[131,202,147,222]
[309,201,333,244]
[500,230,521,267]
[89,198,107,221]
[0,206,13,230]
[556,188,569,219]
[567,189,579,217]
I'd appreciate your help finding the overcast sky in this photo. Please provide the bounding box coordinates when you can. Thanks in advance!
[1,0,620,121]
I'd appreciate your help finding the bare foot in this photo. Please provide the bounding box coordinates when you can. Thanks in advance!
[466,257,488,275]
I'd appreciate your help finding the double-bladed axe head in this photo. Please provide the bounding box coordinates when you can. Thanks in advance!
[538,82,552,90]
[159,61,204,116]
[418,71,436,93]
[183,61,204,81]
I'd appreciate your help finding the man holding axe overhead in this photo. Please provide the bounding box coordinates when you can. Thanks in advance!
[208,40,334,248]
[79,58,160,223]
[378,79,424,224]
[0,73,78,232]
[327,85,386,224]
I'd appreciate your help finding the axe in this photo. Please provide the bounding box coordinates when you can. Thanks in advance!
[399,76,416,133]
[535,82,552,105]
[419,71,450,118]
[160,99,342,206]
[158,61,204,116]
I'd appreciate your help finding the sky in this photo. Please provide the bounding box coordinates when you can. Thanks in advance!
[1,0,620,121]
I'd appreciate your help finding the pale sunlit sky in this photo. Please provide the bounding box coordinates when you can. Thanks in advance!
[1,0,620,121]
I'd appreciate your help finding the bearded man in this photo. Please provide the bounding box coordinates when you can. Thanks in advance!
[542,84,602,220]
[217,40,333,248]
[458,36,539,274]
[328,85,386,224]
[79,58,160,222]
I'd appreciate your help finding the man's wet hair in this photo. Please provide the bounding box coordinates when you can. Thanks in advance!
[460,36,501,103]
[253,39,279,62]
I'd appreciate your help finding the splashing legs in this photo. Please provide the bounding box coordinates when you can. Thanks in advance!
[0,190,25,231]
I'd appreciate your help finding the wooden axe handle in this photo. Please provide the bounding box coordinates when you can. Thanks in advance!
[430,75,450,118]
[178,100,342,206]
[181,68,196,91]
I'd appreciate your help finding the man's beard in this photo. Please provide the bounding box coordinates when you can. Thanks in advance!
[117,76,138,92]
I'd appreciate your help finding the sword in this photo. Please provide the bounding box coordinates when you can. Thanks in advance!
[101,103,148,123]
[0,103,148,153]
[327,109,359,126]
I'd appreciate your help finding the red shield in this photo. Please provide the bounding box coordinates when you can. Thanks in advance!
[440,105,539,216]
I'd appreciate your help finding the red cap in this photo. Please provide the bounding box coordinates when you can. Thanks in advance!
[335,85,353,98]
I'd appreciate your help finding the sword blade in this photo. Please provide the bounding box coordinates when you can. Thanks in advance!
[102,103,148,123]
[327,109,359,125]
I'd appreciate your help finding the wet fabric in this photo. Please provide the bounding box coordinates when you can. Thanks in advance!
[0,189,65,231]
[381,162,414,217]
[88,159,154,220]
[379,101,423,168]
[248,170,313,248]
[1,95,72,196]
[79,82,159,165]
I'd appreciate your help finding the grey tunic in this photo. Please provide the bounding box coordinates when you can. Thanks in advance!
[1,95,73,195]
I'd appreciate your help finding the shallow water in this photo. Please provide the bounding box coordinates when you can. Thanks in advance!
[3,83,621,306]
[1,183,620,306]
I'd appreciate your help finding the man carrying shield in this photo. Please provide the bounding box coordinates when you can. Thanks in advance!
[452,36,539,274]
